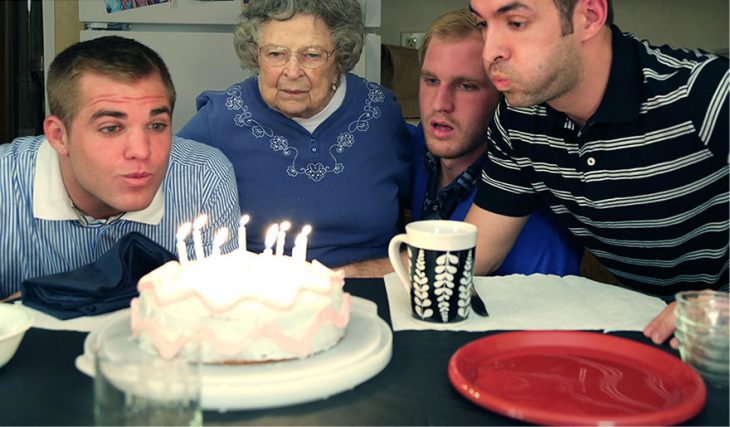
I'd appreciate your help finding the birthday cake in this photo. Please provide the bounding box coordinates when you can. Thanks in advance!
[130,220,350,364]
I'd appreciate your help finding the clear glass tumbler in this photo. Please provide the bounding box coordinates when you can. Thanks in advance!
[93,329,202,426]
[674,290,729,389]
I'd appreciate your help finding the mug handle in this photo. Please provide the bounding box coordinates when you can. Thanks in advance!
[388,234,411,293]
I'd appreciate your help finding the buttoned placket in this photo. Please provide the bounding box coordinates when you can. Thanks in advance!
[309,137,318,154]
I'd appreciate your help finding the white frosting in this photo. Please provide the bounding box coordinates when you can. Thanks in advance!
[130,251,350,363]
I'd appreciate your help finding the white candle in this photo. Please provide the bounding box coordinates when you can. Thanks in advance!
[175,222,192,264]
[192,214,208,260]
[212,227,229,257]
[292,224,312,262]
[238,214,250,252]
[263,224,278,255]
[275,221,291,256]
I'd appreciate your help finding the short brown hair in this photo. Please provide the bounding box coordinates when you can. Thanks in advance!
[46,36,176,125]
[419,9,482,65]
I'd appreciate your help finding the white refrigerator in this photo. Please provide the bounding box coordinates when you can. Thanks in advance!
[71,0,382,132]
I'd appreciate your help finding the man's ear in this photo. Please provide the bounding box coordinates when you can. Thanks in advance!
[575,0,608,41]
[43,115,70,156]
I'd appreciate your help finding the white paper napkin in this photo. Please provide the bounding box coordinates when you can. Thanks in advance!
[384,272,666,332]
[14,302,129,333]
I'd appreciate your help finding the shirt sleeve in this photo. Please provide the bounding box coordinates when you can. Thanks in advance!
[199,150,241,254]
[473,101,541,217]
[0,143,22,298]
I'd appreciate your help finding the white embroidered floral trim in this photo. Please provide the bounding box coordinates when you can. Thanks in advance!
[224,79,385,182]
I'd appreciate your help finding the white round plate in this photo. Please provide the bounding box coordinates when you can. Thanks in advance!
[76,297,392,411]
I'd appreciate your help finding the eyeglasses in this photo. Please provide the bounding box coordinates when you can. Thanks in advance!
[256,45,334,69]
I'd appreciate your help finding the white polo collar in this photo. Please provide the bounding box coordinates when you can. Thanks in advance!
[32,139,164,225]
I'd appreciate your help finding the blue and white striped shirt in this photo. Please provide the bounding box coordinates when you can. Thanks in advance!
[0,135,240,298]
[474,26,729,300]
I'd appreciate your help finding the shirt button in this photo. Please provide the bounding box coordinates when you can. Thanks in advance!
[310,138,316,144]
[586,157,596,166]
[311,146,318,153]
[432,205,439,211]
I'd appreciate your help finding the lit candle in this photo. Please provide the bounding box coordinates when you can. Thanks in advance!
[275,221,291,256]
[175,222,192,264]
[292,224,312,262]
[212,227,229,257]
[192,214,208,260]
[238,214,250,252]
[263,223,278,255]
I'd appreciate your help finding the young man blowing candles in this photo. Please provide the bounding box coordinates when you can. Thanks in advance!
[0,36,240,300]
[466,0,728,348]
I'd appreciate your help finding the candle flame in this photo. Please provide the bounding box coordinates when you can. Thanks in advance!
[279,221,291,232]
[213,227,229,247]
[240,214,250,226]
[176,222,192,241]
[264,224,279,248]
[301,224,312,236]
[193,214,209,230]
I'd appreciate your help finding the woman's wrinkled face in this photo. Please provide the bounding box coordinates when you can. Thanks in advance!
[257,14,340,119]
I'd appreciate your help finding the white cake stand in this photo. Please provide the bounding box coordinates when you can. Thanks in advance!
[75,297,393,411]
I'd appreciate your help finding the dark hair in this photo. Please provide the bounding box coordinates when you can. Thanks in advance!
[233,0,364,73]
[46,36,176,125]
[553,0,613,35]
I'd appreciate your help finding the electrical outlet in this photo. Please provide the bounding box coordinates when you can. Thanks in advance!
[401,32,425,50]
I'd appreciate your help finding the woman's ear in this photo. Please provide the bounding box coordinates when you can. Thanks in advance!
[43,115,70,156]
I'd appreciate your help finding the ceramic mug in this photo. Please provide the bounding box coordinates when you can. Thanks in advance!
[388,220,477,323]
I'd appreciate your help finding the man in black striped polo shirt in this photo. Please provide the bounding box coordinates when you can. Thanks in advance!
[467,0,728,348]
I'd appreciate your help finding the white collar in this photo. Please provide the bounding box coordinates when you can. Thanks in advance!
[32,139,164,225]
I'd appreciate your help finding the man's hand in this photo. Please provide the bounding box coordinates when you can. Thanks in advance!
[643,301,679,349]
[339,257,395,278]
[0,291,21,302]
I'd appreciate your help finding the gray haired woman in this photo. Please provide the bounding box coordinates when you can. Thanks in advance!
[178,0,412,270]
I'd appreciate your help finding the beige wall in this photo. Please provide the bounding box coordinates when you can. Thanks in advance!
[381,0,467,46]
[381,0,729,54]
[614,0,728,54]
[53,0,82,55]
[51,0,728,56]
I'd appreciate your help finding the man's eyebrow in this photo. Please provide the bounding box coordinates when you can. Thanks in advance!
[150,106,172,117]
[469,2,531,17]
[89,110,126,122]
[497,2,531,15]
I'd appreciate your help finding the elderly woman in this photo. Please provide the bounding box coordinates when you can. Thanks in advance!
[178,0,411,268]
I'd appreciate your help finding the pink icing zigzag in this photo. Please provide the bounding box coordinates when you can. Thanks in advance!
[137,271,344,316]
[131,293,352,360]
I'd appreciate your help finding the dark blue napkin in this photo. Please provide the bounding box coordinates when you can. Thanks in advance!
[21,232,177,320]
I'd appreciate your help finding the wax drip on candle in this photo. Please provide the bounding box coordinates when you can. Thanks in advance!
[192,214,209,260]
[238,214,250,252]
[175,222,192,264]
[275,221,291,256]
[292,224,312,262]
[212,227,229,257]
[263,224,278,255]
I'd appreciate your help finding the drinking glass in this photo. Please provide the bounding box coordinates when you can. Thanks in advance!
[674,290,729,388]
[93,329,202,426]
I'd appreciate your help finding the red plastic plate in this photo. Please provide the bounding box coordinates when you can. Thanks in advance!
[448,331,706,426]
